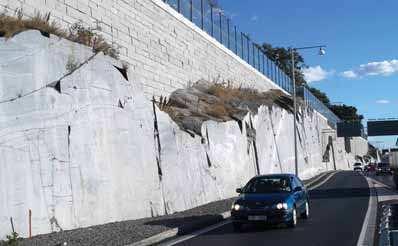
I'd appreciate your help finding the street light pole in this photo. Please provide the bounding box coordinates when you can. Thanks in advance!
[290,45,326,177]
[291,48,298,176]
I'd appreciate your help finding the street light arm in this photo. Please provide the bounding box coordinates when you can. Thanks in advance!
[293,45,327,51]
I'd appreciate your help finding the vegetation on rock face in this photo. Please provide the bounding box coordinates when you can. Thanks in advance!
[0,10,118,58]
[0,232,21,246]
[158,80,294,135]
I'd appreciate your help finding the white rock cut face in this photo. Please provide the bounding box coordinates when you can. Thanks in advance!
[0,31,354,240]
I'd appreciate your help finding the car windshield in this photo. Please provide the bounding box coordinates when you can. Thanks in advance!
[354,163,362,166]
[243,177,292,194]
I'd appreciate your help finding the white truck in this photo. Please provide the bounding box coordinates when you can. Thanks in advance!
[389,150,398,188]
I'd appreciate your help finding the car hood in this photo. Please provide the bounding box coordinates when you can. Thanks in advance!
[238,193,291,203]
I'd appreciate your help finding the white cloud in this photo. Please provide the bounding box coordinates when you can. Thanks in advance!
[376,99,390,104]
[341,70,357,78]
[302,66,333,82]
[250,15,258,22]
[341,59,398,78]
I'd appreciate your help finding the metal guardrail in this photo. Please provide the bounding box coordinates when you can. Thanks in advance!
[163,0,341,129]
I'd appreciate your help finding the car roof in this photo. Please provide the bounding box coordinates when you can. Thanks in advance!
[253,173,296,179]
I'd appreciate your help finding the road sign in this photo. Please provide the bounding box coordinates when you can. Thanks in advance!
[367,120,398,136]
[337,121,363,137]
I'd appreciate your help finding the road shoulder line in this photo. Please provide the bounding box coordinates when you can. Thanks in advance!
[308,171,340,190]
[304,171,333,188]
[356,176,377,246]
[127,212,230,246]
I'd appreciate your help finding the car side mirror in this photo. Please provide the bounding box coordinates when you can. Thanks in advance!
[294,187,302,192]
[236,188,243,193]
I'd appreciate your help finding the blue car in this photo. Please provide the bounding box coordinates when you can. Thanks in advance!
[231,174,309,231]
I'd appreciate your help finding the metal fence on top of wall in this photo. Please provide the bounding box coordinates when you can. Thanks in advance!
[163,0,341,128]
[163,0,292,94]
[298,87,341,128]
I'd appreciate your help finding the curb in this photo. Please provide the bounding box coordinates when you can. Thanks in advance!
[127,211,230,246]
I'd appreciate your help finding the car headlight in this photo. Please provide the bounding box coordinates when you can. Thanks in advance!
[232,204,241,211]
[276,202,288,210]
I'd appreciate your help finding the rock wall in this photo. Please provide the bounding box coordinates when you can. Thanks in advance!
[0,31,353,239]
[0,0,285,98]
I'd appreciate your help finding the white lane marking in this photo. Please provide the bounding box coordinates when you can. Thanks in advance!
[305,171,332,188]
[308,171,340,190]
[159,220,231,246]
[356,177,377,246]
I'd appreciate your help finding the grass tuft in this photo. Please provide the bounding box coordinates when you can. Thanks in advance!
[0,10,118,58]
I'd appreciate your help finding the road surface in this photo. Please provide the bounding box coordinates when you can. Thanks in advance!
[371,172,395,188]
[167,171,370,246]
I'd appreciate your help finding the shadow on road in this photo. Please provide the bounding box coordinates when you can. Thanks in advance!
[309,188,370,199]
[310,185,397,200]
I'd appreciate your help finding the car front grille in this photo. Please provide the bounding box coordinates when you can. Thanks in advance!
[245,201,273,210]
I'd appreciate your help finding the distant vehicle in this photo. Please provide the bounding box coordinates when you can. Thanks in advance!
[364,163,375,172]
[231,174,309,231]
[389,151,398,189]
[353,162,363,172]
[376,162,391,175]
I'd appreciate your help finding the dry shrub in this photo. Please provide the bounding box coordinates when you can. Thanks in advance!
[157,80,295,135]
[0,10,66,38]
[206,103,228,118]
[206,82,264,104]
[0,10,118,58]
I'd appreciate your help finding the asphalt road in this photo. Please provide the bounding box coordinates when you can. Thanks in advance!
[171,171,370,246]
[370,172,395,188]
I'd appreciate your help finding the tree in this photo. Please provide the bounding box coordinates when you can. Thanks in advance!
[308,87,331,107]
[329,104,364,121]
[261,42,363,122]
[260,43,307,85]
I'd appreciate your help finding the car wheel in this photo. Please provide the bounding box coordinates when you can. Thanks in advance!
[287,207,297,228]
[233,222,242,232]
[301,201,309,219]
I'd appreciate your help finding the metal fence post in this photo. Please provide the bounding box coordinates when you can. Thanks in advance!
[227,18,230,49]
[210,6,213,36]
[241,32,244,58]
[219,12,222,43]
[234,26,238,54]
[247,37,250,63]
[177,0,180,13]
[252,44,255,67]
[257,48,260,70]
[190,0,193,21]
[200,0,204,29]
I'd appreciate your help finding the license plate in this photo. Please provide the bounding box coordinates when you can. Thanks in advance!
[248,215,267,221]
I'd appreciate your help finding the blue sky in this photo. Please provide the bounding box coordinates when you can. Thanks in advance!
[218,0,398,148]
